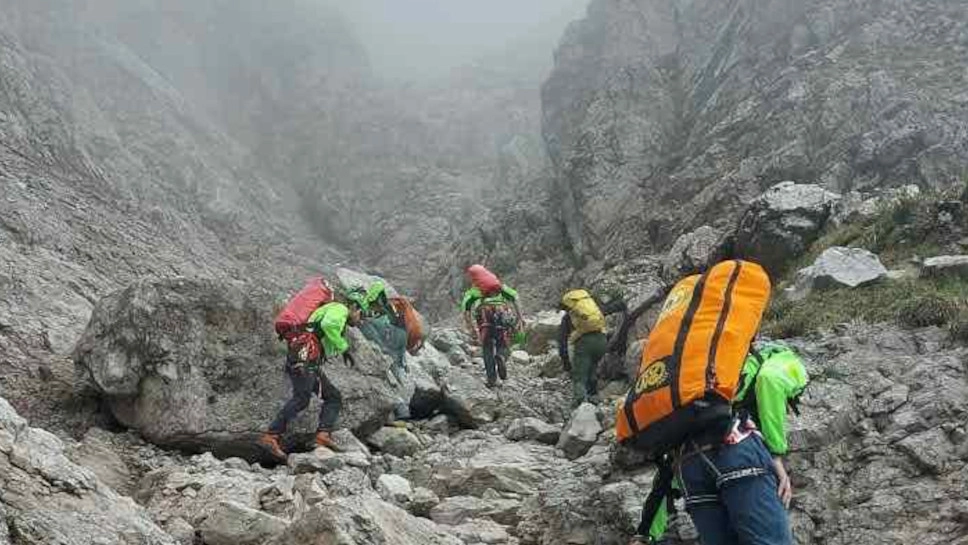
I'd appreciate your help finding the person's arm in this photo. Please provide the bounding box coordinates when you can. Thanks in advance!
[755,370,791,456]
[460,289,480,342]
[756,369,794,507]
[502,285,525,329]
[559,313,572,370]
[463,311,479,343]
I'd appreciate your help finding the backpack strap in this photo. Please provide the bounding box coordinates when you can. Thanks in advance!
[735,346,764,422]
[636,455,675,538]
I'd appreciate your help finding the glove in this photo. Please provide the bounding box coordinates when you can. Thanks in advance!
[343,352,356,367]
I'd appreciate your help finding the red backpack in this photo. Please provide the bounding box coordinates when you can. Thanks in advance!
[274,277,334,340]
[467,264,501,296]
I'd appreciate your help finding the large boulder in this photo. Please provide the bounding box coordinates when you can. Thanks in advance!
[524,311,564,355]
[438,366,501,428]
[73,278,399,459]
[270,496,463,545]
[734,182,841,277]
[789,247,888,300]
[402,347,447,419]
[663,226,725,279]
[0,397,176,545]
[556,403,603,460]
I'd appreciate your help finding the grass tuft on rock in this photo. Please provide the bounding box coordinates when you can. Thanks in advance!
[763,277,968,338]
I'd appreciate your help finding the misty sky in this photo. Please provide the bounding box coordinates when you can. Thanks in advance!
[333,0,588,79]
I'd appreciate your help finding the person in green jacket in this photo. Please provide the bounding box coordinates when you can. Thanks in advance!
[346,281,412,420]
[461,281,524,388]
[259,301,362,460]
[347,281,409,378]
[631,342,808,544]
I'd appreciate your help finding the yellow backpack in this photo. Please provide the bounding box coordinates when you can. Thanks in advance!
[562,290,606,340]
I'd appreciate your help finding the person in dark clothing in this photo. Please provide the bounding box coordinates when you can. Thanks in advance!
[259,301,362,460]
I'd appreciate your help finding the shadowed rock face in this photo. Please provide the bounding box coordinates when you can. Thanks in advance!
[542,0,968,264]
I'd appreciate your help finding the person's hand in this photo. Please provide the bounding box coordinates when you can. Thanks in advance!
[343,352,356,367]
[773,456,792,508]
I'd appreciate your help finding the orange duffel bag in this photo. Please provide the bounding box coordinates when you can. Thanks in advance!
[390,296,428,356]
[615,260,771,456]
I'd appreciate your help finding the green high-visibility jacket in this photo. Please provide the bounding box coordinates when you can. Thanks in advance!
[735,343,809,456]
[460,285,518,313]
[307,302,350,357]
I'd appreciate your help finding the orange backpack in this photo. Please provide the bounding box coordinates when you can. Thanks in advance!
[615,260,771,456]
[390,296,427,356]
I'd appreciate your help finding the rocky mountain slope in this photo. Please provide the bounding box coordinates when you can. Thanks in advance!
[5,1,968,544]
[0,0,553,425]
[0,0,352,429]
[540,0,968,267]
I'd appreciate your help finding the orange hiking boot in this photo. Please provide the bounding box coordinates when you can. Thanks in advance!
[315,431,340,451]
[258,432,286,461]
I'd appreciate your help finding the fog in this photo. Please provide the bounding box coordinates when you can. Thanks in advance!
[332,0,588,80]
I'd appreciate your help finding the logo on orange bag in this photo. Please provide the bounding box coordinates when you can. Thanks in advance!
[657,285,692,322]
[635,360,669,394]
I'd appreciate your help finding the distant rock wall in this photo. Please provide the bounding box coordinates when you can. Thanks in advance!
[542,0,968,263]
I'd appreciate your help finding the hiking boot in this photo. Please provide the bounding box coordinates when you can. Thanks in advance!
[315,431,339,451]
[258,432,286,461]
[496,356,508,381]
[485,379,497,389]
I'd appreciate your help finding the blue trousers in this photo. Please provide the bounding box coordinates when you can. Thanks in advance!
[680,435,792,545]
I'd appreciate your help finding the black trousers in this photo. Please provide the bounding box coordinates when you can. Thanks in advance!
[268,357,342,433]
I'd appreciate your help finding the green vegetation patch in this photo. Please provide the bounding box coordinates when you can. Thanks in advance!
[763,277,968,339]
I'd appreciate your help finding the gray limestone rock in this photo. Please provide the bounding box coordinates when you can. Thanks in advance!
[789,246,888,300]
[368,427,423,458]
[377,473,415,507]
[0,397,176,545]
[198,501,289,545]
[921,255,968,279]
[556,403,603,460]
[287,448,346,475]
[270,496,463,545]
[505,417,561,445]
[735,182,842,277]
[663,226,726,279]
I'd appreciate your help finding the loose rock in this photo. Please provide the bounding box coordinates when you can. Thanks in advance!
[557,403,603,460]
[198,500,289,545]
[505,417,560,445]
[377,473,415,507]
[368,426,423,458]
